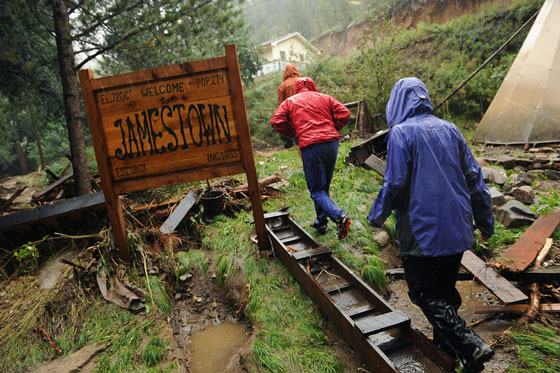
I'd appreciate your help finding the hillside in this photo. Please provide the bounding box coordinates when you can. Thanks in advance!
[314,0,511,57]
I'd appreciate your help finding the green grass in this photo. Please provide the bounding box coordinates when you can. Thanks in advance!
[200,141,389,371]
[176,250,209,278]
[508,323,560,373]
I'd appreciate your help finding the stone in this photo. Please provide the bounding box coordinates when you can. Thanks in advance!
[373,230,391,247]
[511,186,535,205]
[545,170,560,181]
[489,187,506,206]
[496,200,537,228]
[481,167,507,185]
[515,171,537,187]
[514,165,528,172]
[353,220,365,230]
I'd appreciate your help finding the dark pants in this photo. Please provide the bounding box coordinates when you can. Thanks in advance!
[402,253,483,359]
[301,141,345,224]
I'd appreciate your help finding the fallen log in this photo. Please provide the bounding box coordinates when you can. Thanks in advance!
[233,173,281,194]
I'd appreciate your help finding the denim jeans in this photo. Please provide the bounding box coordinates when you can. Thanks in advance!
[301,141,346,224]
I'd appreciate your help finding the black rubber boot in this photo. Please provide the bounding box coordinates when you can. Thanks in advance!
[460,333,494,373]
[312,219,327,235]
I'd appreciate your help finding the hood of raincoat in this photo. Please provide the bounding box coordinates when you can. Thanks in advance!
[283,63,300,81]
[295,77,318,94]
[385,77,433,128]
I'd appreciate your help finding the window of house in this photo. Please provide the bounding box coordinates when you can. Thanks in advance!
[280,51,286,60]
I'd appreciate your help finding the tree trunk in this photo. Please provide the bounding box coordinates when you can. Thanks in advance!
[27,104,45,169]
[14,139,28,175]
[51,0,91,195]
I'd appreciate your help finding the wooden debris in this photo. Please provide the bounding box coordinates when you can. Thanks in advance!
[233,173,281,194]
[160,190,198,234]
[32,172,74,200]
[0,185,26,212]
[364,153,386,176]
[133,199,179,212]
[461,250,528,304]
[474,303,560,314]
[502,267,560,283]
[495,211,560,272]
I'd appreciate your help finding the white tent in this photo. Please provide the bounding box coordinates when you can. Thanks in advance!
[473,0,560,145]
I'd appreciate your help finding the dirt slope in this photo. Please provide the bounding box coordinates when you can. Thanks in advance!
[314,0,511,57]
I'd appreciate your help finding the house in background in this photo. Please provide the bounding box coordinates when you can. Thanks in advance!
[258,32,320,76]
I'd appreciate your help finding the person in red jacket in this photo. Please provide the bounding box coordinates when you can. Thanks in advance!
[277,64,301,148]
[278,63,300,105]
[270,77,352,239]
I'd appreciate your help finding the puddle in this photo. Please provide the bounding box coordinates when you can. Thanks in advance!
[189,322,248,373]
[388,345,444,373]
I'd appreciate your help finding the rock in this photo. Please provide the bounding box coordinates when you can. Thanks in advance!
[373,231,391,247]
[489,187,506,206]
[496,200,537,228]
[545,170,560,180]
[481,167,507,185]
[511,186,535,205]
[353,220,365,230]
[514,165,528,172]
[179,273,192,281]
[175,293,182,300]
[515,171,537,187]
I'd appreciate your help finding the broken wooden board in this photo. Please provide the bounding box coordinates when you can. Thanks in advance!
[364,154,386,176]
[160,190,198,234]
[495,211,560,273]
[474,304,560,314]
[461,250,528,304]
[345,129,388,166]
[32,172,74,200]
[0,192,105,233]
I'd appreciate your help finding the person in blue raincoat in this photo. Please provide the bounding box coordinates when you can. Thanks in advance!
[368,77,495,373]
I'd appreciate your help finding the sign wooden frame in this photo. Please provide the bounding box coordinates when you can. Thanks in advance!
[79,45,268,261]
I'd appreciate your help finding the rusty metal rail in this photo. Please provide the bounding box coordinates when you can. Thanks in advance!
[265,211,455,372]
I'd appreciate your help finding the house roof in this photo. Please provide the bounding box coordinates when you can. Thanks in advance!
[261,32,320,55]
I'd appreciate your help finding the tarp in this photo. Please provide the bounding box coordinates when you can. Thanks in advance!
[473,0,560,145]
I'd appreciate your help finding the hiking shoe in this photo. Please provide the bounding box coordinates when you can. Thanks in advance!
[336,215,351,240]
[462,343,494,373]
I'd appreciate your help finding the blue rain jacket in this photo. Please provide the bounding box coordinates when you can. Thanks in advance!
[368,78,494,257]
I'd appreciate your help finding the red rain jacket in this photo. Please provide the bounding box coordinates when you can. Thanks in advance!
[277,64,300,105]
[270,77,350,149]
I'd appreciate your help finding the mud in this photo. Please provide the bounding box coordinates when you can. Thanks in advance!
[383,244,517,372]
[170,250,253,372]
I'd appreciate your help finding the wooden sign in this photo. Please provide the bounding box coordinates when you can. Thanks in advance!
[79,45,268,261]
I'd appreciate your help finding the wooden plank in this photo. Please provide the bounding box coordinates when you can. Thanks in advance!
[474,303,560,314]
[0,192,105,232]
[32,172,74,199]
[364,154,386,176]
[225,44,269,251]
[159,190,198,234]
[113,162,245,194]
[502,267,560,283]
[355,311,410,336]
[90,57,227,90]
[496,212,560,272]
[79,69,130,262]
[461,250,528,304]
[345,303,377,318]
[292,245,331,261]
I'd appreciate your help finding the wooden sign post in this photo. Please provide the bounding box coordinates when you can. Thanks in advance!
[79,45,269,262]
